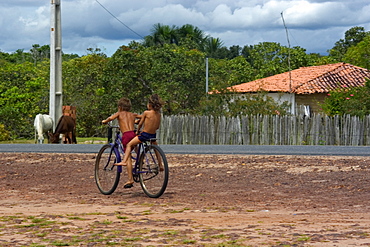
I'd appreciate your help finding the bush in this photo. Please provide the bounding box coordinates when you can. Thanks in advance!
[0,124,10,141]
[321,79,370,117]
[196,91,290,117]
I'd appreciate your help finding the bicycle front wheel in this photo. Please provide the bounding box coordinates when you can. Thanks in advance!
[95,144,121,195]
[138,145,169,198]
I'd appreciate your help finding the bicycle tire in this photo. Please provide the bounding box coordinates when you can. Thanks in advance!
[95,144,121,195]
[138,145,169,198]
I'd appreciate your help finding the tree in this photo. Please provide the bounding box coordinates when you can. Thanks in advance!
[149,46,206,114]
[344,35,370,69]
[177,24,207,51]
[207,56,254,92]
[30,44,50,65]
[62,53,80,61]
[248,42,310,79]
[306,52,337,66]
[104,45,154,114]
[227,45,242,59]
[0,61,49,139]
[105,44,207,115]
[62,53,109,136]
[329,26,369,61]
[143,23,179,46]
[4,49,31,63]
[204,37,224,58]
[143,24,228,58]
[241,45,253,63]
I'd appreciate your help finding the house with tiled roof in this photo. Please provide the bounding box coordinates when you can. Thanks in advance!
[227,63,370,114]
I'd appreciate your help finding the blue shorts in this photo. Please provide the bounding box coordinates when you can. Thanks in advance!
[138,132,156,142]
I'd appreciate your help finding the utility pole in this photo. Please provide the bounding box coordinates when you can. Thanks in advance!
[281,11,295,115]
[50,0,62,130]
[205,57,209,93]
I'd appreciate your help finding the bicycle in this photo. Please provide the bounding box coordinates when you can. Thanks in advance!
[94,124,169,198]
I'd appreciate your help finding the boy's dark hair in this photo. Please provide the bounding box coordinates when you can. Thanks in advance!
[118,97,131,111]
[148,94,163,111]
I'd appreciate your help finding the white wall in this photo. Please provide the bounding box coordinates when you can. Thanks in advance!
[266,92,295,114]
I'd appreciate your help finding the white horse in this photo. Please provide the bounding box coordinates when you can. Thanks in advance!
[34,114,53,144]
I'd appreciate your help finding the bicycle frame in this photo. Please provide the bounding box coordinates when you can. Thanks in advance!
[109,126,156,177]
[108,128,124,173]
[96,124,168,197]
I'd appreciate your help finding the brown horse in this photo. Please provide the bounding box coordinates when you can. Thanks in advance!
[49,115,77,144]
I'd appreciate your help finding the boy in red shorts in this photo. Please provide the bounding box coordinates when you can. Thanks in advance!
[102,97,138,153]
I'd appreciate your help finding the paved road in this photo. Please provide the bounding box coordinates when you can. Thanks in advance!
[1,144,370,156]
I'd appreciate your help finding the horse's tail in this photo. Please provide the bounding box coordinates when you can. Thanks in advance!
[54,115,64,133]
[34,114,39,127]
[73,128,77,144]
[34,114,40,143]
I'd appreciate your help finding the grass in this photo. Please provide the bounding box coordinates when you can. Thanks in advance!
[67,216,86,220]
[141,210,153,215]
[297,235,310,241]
[182,239,196,244]
[0,137,107,144]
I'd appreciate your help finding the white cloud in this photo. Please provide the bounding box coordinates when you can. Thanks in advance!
[0,0,369,56]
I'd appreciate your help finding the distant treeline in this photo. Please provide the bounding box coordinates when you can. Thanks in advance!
[1,26,369,140]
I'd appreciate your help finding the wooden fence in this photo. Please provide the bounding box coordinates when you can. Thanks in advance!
[157,114,370,146]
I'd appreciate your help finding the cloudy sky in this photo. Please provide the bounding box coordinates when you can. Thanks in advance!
[1,0,369,56]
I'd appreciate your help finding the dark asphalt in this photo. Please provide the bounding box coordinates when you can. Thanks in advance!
[1,144,370,156]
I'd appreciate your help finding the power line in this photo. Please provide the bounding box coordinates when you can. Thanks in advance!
[281,11,292,92]
[95,0,144,39]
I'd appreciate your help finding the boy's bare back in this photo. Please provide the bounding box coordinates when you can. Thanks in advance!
[102,111,137,133]
[139,109,161,134]
[117,111,137,133]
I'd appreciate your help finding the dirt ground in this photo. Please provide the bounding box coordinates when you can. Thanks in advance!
[1,152,370,246]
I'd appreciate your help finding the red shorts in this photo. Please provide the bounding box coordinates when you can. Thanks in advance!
[122,130,136,151]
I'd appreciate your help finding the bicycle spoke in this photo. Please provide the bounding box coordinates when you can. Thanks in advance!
[139,145,168,198]
[95,144,121,195]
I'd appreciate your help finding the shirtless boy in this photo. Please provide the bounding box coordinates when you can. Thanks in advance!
[101,97,138,152]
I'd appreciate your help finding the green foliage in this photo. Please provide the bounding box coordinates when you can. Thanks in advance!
[320,80,370,117]
[306,53,337,66]
[0,60,49,138]
[0,123,10,141]
[103,44,155,114]
[144,23,208,52]
[247,42,310,79]
[63,54,109,137]
[208,56,254,92]
[1,44,52,64]
[344,35,370,69]
[197,91,290,117]
[3,25,370,139]
[105,44,206,115]
[329,26,369,61]
[30,44,50,65]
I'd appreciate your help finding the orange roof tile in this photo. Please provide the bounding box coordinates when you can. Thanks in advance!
[228,63,370,95]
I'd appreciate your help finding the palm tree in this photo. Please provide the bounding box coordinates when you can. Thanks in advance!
[143,23,227,57]
[204,37,224,57]
[177,24,207,50]
[143,23,179,46]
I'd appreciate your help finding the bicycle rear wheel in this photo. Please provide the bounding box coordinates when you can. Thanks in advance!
[95,144,121,195]
[138,145,169,198]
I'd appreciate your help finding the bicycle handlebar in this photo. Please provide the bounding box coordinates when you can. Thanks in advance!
[104,122,119,129]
